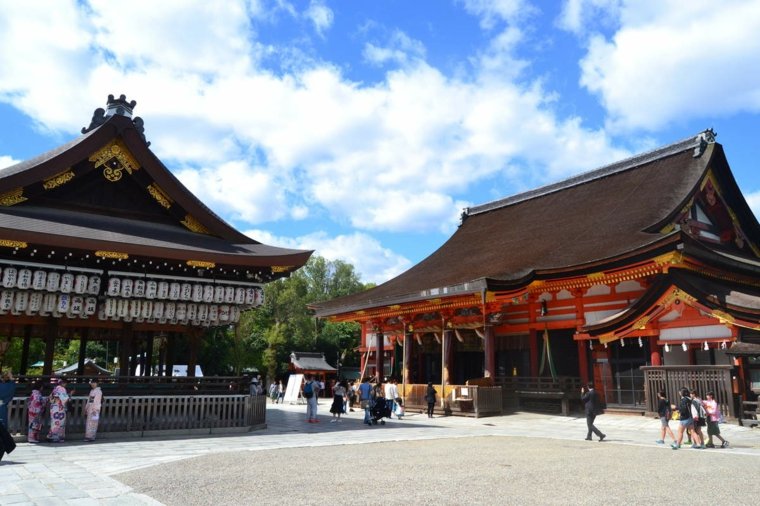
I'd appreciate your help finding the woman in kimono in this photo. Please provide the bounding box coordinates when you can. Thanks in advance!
[47,378,71,443]
[84,379,102,442]
[26,380,45,443]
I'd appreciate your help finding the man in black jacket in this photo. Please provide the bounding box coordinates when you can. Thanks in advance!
[581,383,606,442]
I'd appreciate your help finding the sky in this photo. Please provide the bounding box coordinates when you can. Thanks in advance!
[0,0,759,285]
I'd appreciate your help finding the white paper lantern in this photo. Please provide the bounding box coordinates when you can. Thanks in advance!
[230,305,241,323]
[208,304,219,323]
[87,275,101,295]
[70,296,84,315]
[32,270,47,290]
[176,303,187,321]
[145,280,158,299]
[60,273,74,293]
[104,298,116,317]
[2,267,17,288]
[169,282,181,300]
[41,293,57,315]
[187,303,198,321]
[165,302,176,320]
[157,281,169,299]
[45,271,59,292]
[245,288,256,305]
[153,301,165,319]
[223,286,234,303]
[219,304,230,322]
[212,286,223,303]
[192,284,203,302]
[203,285,214,303]
[98,306,108,320]
[198,304,208,321]
[17,268,32,289]
[257,288,265,306]
[14,291,29,312]
[28,292,43,314]
[133,279,145,298]
[107,277,121,296]
[0,291,13,314]
[235,288,245,305]
[84,297,97,316]
[130,299,141,318]
[121,278,133,298]
[141,300,153,319]
[117,298,128,318]
[180,283,192,301]
[57,294,70,313]
[74,274,88,294]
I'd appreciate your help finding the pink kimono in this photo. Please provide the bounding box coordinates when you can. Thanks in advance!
[27,389,45,443]
[84,386,102,441]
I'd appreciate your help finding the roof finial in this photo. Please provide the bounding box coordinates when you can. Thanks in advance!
[693,128,717,158]
[105,94,137,118]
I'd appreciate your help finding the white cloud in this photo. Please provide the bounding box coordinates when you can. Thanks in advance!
[304,0,334,36]
[245,229,411,284]
[745,190,760,222]
[460,0,530,29]
[577,0,760,131]
[0,155,19,170]
[363,30,426,67]
[556,0,622,35]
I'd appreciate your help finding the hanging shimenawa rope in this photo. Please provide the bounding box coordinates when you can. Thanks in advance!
[539,326,558,380]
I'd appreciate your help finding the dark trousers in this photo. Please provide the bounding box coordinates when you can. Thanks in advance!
[586,413,603,439]
[427,402,435,417]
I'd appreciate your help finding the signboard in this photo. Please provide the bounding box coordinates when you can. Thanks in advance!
[284,373,304,404]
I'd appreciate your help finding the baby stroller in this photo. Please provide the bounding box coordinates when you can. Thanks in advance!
[369,398,392,425]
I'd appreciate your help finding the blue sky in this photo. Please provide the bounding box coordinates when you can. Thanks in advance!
[1,0,759,284]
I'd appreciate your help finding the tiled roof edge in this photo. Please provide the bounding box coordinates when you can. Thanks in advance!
[468,130,714,217]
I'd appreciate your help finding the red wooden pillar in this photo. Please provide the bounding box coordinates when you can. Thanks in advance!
[402,331,412,386]
[649,336,661,366]
[484,325,495,378]
[375,331,384,381]
[443,329,454,386]
[577,339,589,384]
[529,328,539,376]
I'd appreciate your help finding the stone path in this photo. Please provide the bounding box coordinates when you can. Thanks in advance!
[1,401,758,505]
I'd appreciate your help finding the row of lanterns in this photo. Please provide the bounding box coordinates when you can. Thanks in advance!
[0,289,245,325]
[0,267,263,305]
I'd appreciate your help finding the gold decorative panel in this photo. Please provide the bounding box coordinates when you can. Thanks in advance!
[0,239,28,248]
[42,170,75,190]
[181,214,210,234]
[187,260,216,269]
[147,183,173,209]
[95,250,129,260]
[89,140,140,182]
[0,188,27,206]
[271,265,293,273]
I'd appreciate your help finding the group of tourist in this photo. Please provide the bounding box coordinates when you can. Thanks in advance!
[657,388,729,450]
[267,380,285,403]
[0,370,104,453]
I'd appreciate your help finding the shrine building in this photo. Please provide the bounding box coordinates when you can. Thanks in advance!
[313,130,760,418]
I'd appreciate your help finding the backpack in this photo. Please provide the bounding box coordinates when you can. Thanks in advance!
[692,399,706,420]
[303,381,314,399]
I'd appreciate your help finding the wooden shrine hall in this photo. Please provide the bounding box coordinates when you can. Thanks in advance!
[314,130,760,418]
[0,94,312,436]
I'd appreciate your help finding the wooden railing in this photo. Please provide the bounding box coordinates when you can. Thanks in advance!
[399,384,503,418]
[10,375,250,396]
[5,393,266,439]
[641,365,734,418]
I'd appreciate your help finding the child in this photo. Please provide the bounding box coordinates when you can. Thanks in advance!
[655,391,676,445]
[702,392,728,448]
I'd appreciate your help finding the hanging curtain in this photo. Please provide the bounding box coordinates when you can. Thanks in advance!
[538,326,558,380]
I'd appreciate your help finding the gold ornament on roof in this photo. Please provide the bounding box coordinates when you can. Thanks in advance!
[0,187,27,207]
[181,214,210,234]
[187,260,216,269]
[711,310,735,326]
[95,250,129,260]
[42,170,75,190]
[147,183,173,209]
[89,140,140,183]
[0,239,28,248]
[271,265,293,273]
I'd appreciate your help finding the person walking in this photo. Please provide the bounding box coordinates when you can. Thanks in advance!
[358,377,372,426]
[26,380,46,443]
[384,378,399,419]
[425,381,437,418]
[0,370,17,462]
[84,379,103,442]
[277,380,285,404]
[303,375,319,423]
[702,392,728,448]
[330,381,347,422]
[47,378,73,443]
[581,383,606,442]
[672,388,695,450]
[689,390,706,449]
[655,390,676,445]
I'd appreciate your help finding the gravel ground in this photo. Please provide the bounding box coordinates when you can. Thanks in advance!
[115,436,760,505]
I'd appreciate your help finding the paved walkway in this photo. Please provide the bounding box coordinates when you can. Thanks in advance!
[1,401,758,505]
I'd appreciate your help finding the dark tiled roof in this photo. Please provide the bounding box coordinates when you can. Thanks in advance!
[290,352,336,372]
[315,133,716,316]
